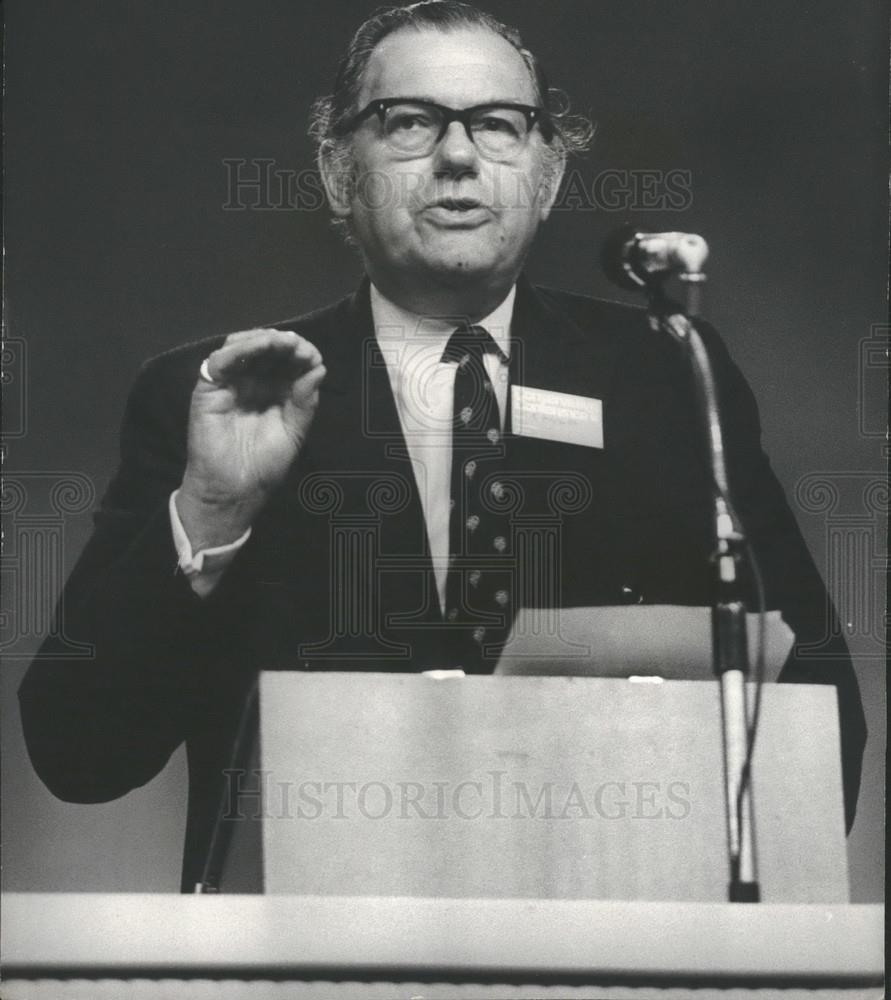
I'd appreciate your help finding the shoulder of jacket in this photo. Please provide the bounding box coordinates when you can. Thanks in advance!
[530,282,649,324]
[134,293,354,384]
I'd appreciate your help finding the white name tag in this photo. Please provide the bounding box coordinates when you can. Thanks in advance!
[512,385,604,449]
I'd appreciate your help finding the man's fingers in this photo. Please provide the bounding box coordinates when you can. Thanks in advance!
[220,327,308,347]
[291,363,327,401]
[220,327,321,358]
[282,365,327,430]
[214,330,323,376]
[202,330,323,386]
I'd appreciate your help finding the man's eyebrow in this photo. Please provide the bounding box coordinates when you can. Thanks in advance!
[372,96,539,107]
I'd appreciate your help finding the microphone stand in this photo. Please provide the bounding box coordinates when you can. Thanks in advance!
[648,269,761,904]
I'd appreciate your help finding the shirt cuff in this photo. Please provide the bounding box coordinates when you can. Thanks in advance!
[169,490,251,597]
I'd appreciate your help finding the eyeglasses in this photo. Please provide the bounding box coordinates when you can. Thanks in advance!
[344,98,554,162]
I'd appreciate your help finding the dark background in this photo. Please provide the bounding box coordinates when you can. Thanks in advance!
[2,0,886,898]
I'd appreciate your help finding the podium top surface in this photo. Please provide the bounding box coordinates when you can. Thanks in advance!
[3,893,883,986]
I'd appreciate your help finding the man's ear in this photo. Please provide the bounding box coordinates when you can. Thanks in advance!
[537,151,566,222]
[319,142,354,219]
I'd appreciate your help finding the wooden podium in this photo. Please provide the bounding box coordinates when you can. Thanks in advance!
[216,672,849,902]
[8,674,881,997]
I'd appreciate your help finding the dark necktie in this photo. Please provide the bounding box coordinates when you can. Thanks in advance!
[441,325,513,672]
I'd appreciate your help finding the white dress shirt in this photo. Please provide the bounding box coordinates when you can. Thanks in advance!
[371,283,514,609]
[171,283,516,606]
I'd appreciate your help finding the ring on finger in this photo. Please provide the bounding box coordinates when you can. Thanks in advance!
[198,358,219,385]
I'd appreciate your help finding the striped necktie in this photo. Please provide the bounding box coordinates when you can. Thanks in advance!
[441,325,513,672]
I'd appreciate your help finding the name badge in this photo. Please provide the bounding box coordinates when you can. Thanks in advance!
[512,385,604,449]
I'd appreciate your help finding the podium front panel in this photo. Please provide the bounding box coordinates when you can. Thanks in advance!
[249,673,847,901]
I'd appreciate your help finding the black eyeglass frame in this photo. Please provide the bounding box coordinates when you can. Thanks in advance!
[342,97,556,151]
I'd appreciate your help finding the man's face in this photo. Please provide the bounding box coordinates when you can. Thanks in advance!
[333,27,561,305]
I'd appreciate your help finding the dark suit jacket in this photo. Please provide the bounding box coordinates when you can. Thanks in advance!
[19,278,866,891]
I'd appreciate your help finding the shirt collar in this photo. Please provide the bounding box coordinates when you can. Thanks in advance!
[370,282,515,361]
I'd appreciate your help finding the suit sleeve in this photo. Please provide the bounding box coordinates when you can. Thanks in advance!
[701,324,867,831]
[18,352,258,803]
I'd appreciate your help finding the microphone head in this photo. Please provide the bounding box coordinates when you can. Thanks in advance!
[601,226,709,292]
[670,232,709,274]
[600,224,653,291]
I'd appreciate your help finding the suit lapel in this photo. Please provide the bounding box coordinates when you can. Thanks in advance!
[308,282,442,636]
[505,277,619,473]
[509,276,618,402]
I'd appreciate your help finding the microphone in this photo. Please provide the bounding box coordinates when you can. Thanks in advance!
[601,226,709,291]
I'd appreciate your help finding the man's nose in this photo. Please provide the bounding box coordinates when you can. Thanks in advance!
[433,120,480,173]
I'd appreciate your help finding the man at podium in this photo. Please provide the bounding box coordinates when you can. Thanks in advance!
[19,0,865,892]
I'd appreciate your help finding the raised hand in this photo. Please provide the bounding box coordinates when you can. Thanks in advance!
[176,328,326,550]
